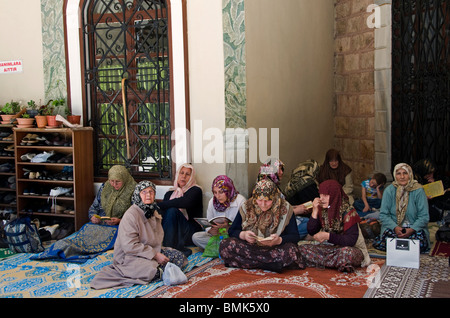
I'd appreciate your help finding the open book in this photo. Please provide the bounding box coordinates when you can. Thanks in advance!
[194,216,232,229]
[93,214,111,220]
[302,201,313,209]
[423,180,445,198]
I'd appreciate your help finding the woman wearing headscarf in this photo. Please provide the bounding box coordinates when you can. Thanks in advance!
[192,175,246,249]
[372,163,430,252]
[89,165,137,225]
[317,149,354,204]
[219,179,302,273]
[91,181,187,290]
[297,180,371,272]
[158,163,203,256]
[413,158,450,222]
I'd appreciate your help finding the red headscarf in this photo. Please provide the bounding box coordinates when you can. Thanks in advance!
[318,180,360,233]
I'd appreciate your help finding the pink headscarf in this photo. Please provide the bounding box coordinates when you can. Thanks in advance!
[170,163,199,199]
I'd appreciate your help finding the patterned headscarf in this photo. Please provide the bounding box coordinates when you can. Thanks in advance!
[241,179,289,237]
[212,175,238,212]
[318,180,359,233]
[132,181,160,218]
[101,165,137,218]
[392,163,422,225]
[257,158,285,186]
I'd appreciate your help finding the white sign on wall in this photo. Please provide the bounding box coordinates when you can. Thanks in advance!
[0,60,23,74]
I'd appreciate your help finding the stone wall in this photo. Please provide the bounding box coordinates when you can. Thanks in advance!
[334,0,379,193]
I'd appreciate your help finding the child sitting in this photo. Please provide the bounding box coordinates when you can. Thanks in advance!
[353,172,387,218]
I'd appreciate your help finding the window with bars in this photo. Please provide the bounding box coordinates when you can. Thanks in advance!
[81,0,173,181]
[392,0,450,174]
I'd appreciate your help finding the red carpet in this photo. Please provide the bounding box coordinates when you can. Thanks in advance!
[430,241,450,257]
[144,258,385,298]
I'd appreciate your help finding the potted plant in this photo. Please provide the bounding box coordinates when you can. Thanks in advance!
[35,100,52,128]
[1,101,21,122]
[46,98,64,127]
[65,107,81,125]
[16,112,35,127]
[26,100,39,118]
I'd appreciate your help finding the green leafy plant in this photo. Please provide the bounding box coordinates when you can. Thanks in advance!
[1,101,21,114]
[27,100,37,110]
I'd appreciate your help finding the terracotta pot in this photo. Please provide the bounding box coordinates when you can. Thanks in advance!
[16,118,35,126]
[1,114,16,123]
[67,115,81,125]
[35,115,48,128]
[46,115,62,127]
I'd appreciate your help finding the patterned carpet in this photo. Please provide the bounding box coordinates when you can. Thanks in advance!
[364,255,450,298]
[143,258,385,298]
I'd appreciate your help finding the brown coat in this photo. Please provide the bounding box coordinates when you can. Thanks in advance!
[91,204,164,289]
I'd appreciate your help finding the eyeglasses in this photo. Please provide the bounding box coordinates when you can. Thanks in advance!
[141,189,155,195]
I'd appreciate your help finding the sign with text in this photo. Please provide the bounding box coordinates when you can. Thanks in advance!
[0,60,23,74]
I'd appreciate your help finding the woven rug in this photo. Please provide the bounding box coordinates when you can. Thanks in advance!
[364,255,449,298]
[430,241,450,257]
[143,258,385,298]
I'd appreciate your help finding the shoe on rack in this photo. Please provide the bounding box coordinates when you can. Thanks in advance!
[49,187,73,197]
[31,151,54,163]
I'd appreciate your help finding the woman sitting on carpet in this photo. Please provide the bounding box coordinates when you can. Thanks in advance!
[372,163,430,253]
[192,175,246,249]
[219,179,303,273]
[297,180,371,272]
[157,163,203,256]
[91,181,187,290]
[88,165,137,225]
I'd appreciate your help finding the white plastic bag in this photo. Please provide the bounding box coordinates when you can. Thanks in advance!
[386,238,420,269]
[162,262,188,286]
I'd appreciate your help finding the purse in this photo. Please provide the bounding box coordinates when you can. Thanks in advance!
[162,262,188,286]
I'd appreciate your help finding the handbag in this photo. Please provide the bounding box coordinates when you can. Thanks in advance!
[162,262,188,286]
[4,217,44,253]
[386,238,420,269]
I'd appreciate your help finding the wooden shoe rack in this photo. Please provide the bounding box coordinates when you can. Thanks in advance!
[0,124,16,221]
[13,127,94,231]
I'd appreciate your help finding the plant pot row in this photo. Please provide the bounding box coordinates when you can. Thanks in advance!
[0,114,81,128]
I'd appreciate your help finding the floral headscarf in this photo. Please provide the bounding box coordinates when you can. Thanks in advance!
[212,175,238,212]
[392,163,422,225]
[241,179,290,237]
[132,181,160,218]
[318,180,359,233]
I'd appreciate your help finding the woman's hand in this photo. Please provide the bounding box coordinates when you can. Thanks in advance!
[395,226,415,238]
[154,252,169,265]
[313,231,330,243]
[257,234,282,247]
[105,217,121,226]
[240,230,257,244]
[311,197,321,218]
[90,216,101,224]
[293,204,308,216]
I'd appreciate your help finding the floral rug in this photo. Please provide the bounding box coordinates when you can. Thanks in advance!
[143,258,385,298]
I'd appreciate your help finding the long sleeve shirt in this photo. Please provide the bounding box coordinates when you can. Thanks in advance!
[307,216,359,247]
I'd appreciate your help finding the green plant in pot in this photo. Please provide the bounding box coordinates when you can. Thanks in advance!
[16,111,35,127]
[1,101,21,123]
[26,100,39,118]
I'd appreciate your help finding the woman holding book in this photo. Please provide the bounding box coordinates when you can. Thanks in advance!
[219,179,303,273]
[91,181,187,289]
[413,158,450,222]
[192,175,246,249]
[296,180,371,272]
[372,163,430,253]
[158,163,203,256]
[88,165,137,225]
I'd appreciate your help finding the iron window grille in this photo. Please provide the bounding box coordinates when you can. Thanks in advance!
[81,0,173,180]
